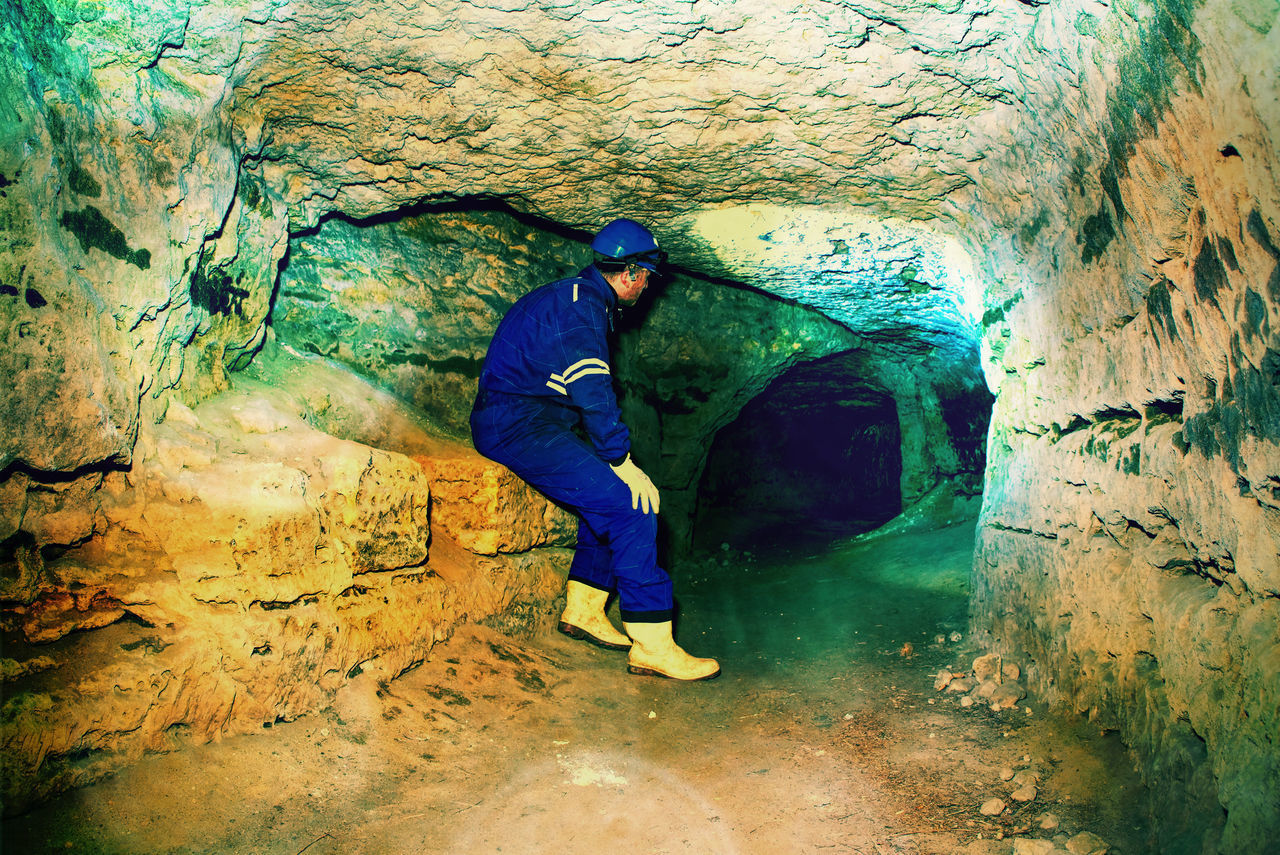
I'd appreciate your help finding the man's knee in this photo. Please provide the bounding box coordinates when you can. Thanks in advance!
[599,503,658,543]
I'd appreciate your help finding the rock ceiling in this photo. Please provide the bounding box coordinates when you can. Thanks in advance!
[32,0,1273,351]
[228,0,1022,223]
[9,0,1275,465]
[245,0,1040,343]
[60,0,1069,346]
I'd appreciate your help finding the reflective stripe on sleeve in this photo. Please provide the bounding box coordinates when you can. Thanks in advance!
[548,357,610,392]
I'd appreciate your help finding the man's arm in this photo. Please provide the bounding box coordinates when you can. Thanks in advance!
[553,295,631,463]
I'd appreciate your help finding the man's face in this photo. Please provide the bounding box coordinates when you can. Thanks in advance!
[614,267,651,306]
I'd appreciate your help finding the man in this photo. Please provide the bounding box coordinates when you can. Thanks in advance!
[470,218,720,682]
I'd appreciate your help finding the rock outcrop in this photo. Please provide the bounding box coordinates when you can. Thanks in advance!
[1,351,570,812]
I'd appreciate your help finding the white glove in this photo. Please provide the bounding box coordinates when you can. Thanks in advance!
[610,454,660,515]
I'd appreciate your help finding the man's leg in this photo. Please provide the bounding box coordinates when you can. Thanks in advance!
[474,404,674,618]
[568,518,614,591]
[472,404,717,679]
[588,494,672,623]
[559,520,631,650]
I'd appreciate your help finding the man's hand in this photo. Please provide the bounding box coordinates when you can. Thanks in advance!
[610,454,660,514]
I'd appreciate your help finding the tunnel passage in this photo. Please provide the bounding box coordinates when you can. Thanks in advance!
[5,0,1280,847]
[693,352,904,553]
[269,201,992,561]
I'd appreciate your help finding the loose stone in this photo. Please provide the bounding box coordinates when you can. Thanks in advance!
[1010,783,1038,802]
[990,682,1026,711]
[979,797,1007,816]
[1011,769,1039,788]
[1065,830,1110,854]
[972,653,1002,683]
[1012,839,1057,855]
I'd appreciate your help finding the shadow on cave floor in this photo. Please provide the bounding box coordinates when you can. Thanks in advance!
[4,515,1154,855]
[690,509,895,561]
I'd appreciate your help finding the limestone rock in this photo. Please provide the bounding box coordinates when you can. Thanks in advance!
[0,361,569,812]
[973,653,1003,684]
[1010,770,1040,789]
[974,679,1001,701]
[0,307,138,474]
[979,797,1007,816]
[936,653,1028,712]
[415,452,575,556]
[273,210,589,436]
[990,682,1028,712]
[113,400,433,615]
[1012,840,1056,855]
[967,0,1280,844]
[1065,831,1109,855]
[18,589,126,645]
[1009,783,1038,803]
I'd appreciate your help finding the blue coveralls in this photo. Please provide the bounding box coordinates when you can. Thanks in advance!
[469,265,674,622]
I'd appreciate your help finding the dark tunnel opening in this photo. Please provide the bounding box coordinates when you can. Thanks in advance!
[692,352,903,554]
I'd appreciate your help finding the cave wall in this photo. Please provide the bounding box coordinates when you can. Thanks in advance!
[1,6,286,472]
[274,208,590,436]
[965,1,1280,851]
[1,146,972,817]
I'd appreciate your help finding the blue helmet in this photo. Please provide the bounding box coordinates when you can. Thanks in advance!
[591,219,666,272]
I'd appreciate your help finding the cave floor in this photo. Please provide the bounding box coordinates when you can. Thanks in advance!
[5,516,1153,855]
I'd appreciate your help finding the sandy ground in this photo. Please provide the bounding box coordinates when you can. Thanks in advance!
[4,516,1154,854]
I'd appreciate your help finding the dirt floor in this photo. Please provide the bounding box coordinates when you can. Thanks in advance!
[4,515,1155,854]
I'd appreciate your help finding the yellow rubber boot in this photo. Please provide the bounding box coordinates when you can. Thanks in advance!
[623,621,721,681]
[558,581,631,651]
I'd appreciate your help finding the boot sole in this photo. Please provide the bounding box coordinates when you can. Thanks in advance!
[627,664,722,681]
[558,621,631,651]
